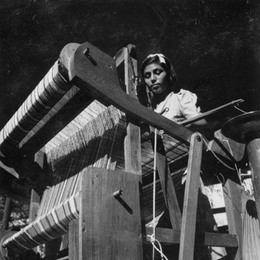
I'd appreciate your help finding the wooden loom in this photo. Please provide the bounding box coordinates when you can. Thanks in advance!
[0,42,241,260]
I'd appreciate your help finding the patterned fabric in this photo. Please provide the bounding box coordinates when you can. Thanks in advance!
[2,193,80,253]
[0,60,73,154]
[241,197,260,259]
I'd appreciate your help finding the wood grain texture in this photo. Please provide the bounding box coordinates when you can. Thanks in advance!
[79,167,142,260]
[178,132,203,260]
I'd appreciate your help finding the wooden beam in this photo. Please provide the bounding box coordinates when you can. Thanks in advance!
[70,42,193,144]
[69,219,79,260]
[0,161,19,178]
[123,46,142,175]
[204,232,238,248]
[2,197,12,230]
[178,132,203,260]
[145,227,238,248]
[28,189,40,223]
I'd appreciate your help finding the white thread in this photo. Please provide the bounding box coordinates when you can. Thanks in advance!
[203,138,237,171]
[216,172,226,185]
[150,128,168,260]
[152,128,157,260]
[148,234,169,260]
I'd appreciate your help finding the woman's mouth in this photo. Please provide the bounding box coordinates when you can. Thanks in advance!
[151,84,160,91]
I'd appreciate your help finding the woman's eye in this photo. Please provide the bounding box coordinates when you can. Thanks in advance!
[154,69,163,75]
[144,73,151,79]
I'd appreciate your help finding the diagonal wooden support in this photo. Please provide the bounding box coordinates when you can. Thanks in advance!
[178,132,203,260]
[149,128,182,231]
[2,197,12,230]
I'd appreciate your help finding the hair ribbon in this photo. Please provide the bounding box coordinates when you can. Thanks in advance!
[147,53,166,64]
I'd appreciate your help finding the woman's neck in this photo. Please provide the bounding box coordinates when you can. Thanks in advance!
[152,88,172,107]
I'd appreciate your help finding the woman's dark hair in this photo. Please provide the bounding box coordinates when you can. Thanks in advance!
[137,54,180,107]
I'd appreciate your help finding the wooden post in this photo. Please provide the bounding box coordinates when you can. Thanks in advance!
[2,197,12,230]
[29,189,40,223]
[123,46,142,176]
[178,132,203,260]
[79,167,143,260]
[69,219,79,260]
[150,131,182,230]
[223,179,242,260]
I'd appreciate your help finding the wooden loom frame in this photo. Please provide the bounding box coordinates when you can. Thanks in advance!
[0,42,242,260]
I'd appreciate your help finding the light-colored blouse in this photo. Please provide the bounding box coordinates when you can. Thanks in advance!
[154,89,201,121]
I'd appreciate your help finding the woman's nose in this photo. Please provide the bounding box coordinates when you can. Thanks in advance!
[151,74,156,83]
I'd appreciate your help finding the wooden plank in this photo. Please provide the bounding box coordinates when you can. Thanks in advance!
[223,179,242,260]
[123,46,142,175]
[150,129,182,230]
[146,227,180,244]
[29,189,40,223]
[178,132,203,260]
[79,167,143,260]
[145,227,238,247]
[113,46,125,67]
[70,42,193,144]
[69,219,79,260]
[203,232,238,248]
[124,122,142,174]
[2,197,12,230]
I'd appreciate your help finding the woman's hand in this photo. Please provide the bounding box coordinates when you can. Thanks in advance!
[173,115,186,124]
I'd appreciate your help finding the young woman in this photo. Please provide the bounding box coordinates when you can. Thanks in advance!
[138,53,206,126]
[138,53,226,260]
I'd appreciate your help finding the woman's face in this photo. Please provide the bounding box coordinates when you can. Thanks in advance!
[143,63,168,95]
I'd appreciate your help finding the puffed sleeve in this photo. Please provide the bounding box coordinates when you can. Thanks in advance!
[177,89,201,119]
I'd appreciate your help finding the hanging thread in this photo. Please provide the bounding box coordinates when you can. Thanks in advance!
[147,127,168,260]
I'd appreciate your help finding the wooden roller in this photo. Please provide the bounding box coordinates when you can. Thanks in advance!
[1,165,82,253]
[0,43,81,157]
